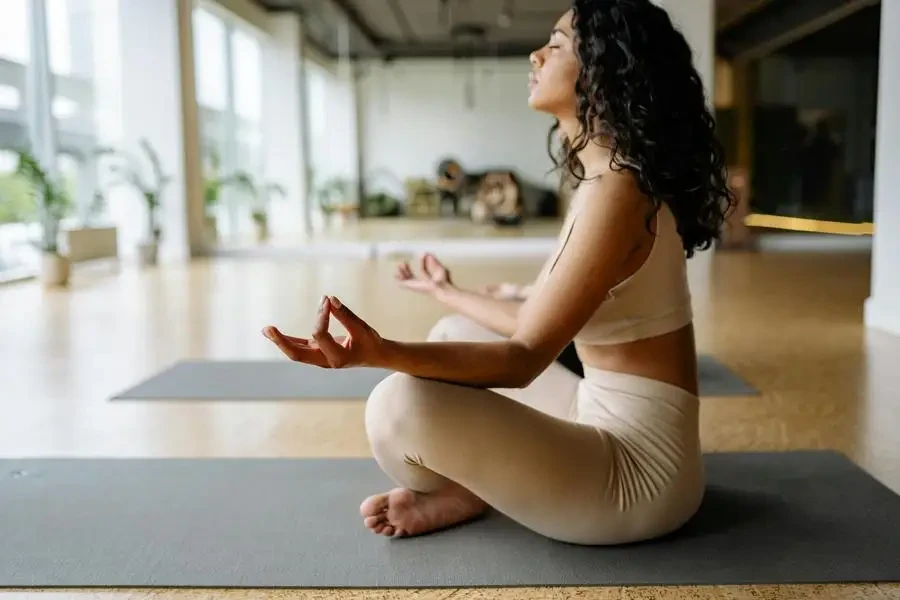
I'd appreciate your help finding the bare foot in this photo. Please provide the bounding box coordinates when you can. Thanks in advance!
[359,483,488,538]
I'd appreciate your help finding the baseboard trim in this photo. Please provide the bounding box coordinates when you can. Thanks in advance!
[864,296,900,337]
[211,242,377,259]
[375,238,558,258]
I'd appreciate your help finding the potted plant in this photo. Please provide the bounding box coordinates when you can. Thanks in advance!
[96,139,170,266]
[203,149,225,244]
[239,174,285,243]
[14,150,72,287]
[316,176,356,227]
[203,148,261,245]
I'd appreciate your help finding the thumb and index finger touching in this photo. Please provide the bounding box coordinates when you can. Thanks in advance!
[324,295,369,336]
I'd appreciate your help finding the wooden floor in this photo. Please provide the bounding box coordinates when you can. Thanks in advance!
[1,246,899,599]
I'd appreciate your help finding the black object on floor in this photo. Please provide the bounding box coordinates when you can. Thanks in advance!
[2,451,899,588]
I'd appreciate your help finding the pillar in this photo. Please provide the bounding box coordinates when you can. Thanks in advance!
[865,0,900,336]
[653,0,717,311]
[261,12,308,236]
[113,0,204,261]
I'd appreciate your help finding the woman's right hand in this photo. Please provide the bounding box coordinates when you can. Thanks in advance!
[395,253,453,295]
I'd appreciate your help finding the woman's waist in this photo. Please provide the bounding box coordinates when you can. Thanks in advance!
[574,327,698,396]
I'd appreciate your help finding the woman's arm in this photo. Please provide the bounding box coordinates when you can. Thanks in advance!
[371,177,650,388]
[433,286,522,337]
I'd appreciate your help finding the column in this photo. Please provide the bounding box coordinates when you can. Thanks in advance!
[114,0,204,261]
[653,0,716,312]
[864,0,900,336]
[261,12,308,236]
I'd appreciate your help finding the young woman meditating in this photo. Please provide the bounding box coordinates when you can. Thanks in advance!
[263,0,732,545]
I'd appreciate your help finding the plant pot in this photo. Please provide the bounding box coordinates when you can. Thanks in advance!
[40,252,70,287]
[205,215,218,245]
[253,216,269,243]
[136,241,158,267]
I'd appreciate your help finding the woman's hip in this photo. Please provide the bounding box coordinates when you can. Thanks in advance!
[573,366,705,540]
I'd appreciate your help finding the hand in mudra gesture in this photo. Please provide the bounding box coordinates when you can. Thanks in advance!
[395,253,452,295]
[262,296,383,369]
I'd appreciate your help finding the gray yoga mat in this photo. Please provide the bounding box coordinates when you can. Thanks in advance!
[111,354,757,400]
[697,354,758,396]
[2,450,899,588]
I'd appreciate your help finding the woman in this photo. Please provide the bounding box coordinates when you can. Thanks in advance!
[263,0,732,545]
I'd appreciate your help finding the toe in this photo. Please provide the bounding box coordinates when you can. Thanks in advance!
[364,515,385,529]
[381,525,395,537]
[360,493,389,517]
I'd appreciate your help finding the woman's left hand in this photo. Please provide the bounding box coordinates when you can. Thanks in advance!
[262,295,385,369]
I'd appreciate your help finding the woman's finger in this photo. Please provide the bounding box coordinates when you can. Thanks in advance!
[312,297,347,367]
[263,326,328,366]
[282,334,311,345]
[327,296,370,339]
[397,263,413,280]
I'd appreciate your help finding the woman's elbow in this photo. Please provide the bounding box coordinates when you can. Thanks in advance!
[503,343,549,388]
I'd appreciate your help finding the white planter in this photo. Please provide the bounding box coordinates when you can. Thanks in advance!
[136,241,158,267]
[40,252,70,287]
[60,226,119,264]
[253,217,269,243]
[205,215,218,246]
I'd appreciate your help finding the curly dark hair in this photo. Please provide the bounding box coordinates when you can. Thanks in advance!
[548,0,734,257]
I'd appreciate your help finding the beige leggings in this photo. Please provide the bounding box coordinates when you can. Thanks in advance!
[365,314,706,545]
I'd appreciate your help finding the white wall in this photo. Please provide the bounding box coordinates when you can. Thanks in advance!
[865,0,900,337]
[357,1,716,218]
[357,58,558,201]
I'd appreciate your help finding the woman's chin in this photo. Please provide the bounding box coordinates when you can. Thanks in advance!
[527,92,545,111]
[527,87,558,113]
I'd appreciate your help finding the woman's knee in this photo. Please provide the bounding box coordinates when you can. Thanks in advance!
[365,373,444,448]
[427,313,502,342]
[426,313,472,342]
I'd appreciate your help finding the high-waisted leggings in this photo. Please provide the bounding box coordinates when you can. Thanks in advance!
[364,314,706,545]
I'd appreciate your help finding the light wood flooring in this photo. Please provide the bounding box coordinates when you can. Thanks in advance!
[1,246,899,599]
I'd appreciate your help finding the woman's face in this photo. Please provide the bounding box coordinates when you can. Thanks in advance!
[527,10,580,118]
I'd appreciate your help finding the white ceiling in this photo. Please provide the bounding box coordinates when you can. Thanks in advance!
[253,0,786,59]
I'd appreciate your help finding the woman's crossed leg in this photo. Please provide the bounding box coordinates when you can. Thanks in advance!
[360,372,619,545]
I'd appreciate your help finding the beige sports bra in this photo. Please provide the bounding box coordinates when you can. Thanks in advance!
[538,197,693,345]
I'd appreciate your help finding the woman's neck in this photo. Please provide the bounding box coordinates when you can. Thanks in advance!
[558,117,613,179]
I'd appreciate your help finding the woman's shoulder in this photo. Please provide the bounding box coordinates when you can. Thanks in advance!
[571,171,653,230]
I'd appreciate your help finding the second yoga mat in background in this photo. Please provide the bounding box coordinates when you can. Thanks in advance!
[111,354,758,400]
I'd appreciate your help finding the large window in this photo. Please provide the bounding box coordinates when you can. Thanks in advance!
[0,0,35,277]
[0,0,119,280]
[193,3,264,242]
